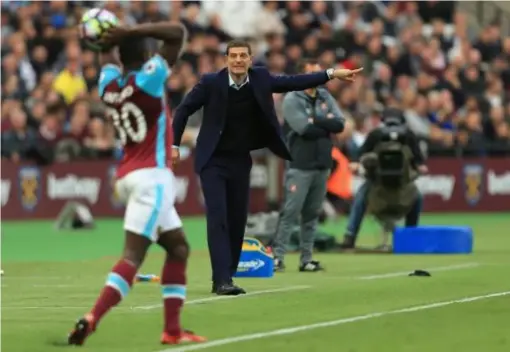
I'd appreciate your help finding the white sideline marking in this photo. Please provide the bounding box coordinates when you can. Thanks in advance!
[1,286,311,311]
[1,276,90,280]
[2,284,87,288]
[1,263,483,288]
[0,263,484,310]
[134,286,311,310]
[1,283,239,289]
[1,306,88,310]
[357,263,480,280]
[159,291,510,352]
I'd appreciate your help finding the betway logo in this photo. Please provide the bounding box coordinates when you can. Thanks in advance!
[237,259,265,271]
[416,175,455,200]
[1,179,11,207]
[487,170,510,195]
[47,173,101,204]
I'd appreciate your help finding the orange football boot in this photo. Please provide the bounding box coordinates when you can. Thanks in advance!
[161,330,207,345]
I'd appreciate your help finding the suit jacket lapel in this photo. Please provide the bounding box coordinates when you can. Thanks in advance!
[219,68,229,101]
[214,68,228,123]
[248,69,266,114]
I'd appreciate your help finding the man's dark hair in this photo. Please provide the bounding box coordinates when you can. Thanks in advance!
[296,59,320,73]
[118,37,148,69]
[225,39,251,55]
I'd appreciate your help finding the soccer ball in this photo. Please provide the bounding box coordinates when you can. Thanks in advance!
[79,8,119,52]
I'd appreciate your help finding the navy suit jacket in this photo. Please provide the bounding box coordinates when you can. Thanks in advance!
[173,66,331,172]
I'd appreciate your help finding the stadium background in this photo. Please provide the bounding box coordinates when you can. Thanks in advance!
[2,0,510,219]
[1,1,510,352]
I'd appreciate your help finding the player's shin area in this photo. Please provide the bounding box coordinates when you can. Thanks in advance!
[89,228,190,331]
[84,231,152,329]
[68,228,205,345]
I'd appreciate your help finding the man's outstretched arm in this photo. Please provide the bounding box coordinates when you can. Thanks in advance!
[270,67,363,93]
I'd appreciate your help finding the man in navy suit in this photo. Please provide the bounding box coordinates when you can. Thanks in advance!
[172,40,362,295]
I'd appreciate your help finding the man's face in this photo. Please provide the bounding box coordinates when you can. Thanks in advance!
[304,63,322,74]
[227,47,252,75]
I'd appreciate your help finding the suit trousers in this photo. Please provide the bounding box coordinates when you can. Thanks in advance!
[200,153,252,284]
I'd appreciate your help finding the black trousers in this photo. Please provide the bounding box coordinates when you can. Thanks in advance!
[199,154,252,283]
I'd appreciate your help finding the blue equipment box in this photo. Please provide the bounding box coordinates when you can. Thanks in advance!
[393,226,473,254]
[234,238,274,278]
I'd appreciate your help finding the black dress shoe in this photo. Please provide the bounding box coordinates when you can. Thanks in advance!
[339,234,355,249]
[212,282,246,296]
[211,281,225,293]
[212,280,247,294]
[231,282,246,294]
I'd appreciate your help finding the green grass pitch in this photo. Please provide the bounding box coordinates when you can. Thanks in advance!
[2,214,509,352]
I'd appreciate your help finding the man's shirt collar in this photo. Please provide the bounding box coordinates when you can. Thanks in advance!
[228,73,249,90]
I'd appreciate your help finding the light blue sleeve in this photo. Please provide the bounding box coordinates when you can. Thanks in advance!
[98,64,122,96]
[134,54,170,98]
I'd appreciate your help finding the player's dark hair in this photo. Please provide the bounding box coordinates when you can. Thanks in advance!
[225,39,252,55]
[296,59,320,74]
[118,37,147,70]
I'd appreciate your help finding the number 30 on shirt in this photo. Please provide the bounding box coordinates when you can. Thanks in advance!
[105,103,148,146]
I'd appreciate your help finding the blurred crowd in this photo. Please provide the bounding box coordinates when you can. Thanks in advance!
[2,1,510,165]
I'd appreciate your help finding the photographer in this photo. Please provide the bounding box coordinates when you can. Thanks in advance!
[273,59,345,272]
[340,108,427,249]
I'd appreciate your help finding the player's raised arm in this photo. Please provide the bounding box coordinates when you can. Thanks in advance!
[97,47,122,96]
[98,46,121,67]
[130,22,187,66]
[100,22,187,67]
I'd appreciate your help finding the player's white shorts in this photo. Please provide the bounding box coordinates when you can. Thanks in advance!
[115,167,182,241]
